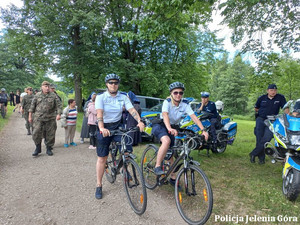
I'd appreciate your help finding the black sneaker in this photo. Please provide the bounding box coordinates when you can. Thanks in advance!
[249,153,255,163]
[154,167,164,176]
[169,178,182,191]
[95,186,102,199]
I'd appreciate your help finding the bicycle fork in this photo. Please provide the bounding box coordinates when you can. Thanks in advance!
[183,168,197,196]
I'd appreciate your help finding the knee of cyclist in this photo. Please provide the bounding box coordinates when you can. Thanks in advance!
[161,136,171,145]
[97,157,107,164]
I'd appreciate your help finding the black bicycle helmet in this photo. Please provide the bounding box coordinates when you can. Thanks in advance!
[294,99,300,113]
[105,73,120,83]
[169,82,185,92]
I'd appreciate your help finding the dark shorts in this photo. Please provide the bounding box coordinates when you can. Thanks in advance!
[152,123,175,147]
[96,121,132,157]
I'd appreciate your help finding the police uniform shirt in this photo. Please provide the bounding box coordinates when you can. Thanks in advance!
[255,94,286,119]
[197,101,218,118]
[161,98,194,125]
[95,91,133,123]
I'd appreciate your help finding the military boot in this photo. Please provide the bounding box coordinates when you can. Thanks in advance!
[32,144,41,156]
[27,128,32,135]
[46,146,53,156]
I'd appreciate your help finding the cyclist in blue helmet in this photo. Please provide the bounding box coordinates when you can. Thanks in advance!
[152,82,208,187]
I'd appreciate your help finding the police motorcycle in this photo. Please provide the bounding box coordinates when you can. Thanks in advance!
[264,100,300,201]
[179,100,237,155]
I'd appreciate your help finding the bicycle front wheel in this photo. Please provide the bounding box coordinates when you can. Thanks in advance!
[175,165,213,225]
[141,145,158,190]
[123,158,147,215]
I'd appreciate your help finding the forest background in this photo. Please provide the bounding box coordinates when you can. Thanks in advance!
[0,0,299,117]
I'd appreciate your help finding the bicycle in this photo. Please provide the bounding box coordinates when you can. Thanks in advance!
[0,103,6,118]
[104,126,147,215]
[141,128,213,225]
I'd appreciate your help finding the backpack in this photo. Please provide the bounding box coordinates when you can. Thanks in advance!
[0,93,8,103]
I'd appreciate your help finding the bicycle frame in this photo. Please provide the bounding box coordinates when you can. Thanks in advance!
[155,134,201,186]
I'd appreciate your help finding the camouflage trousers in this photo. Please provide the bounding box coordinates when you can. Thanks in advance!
[32,119,57,148]
[24,112,33,130]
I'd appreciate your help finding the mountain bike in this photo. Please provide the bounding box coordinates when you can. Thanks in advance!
[105,126,147,215]
[0,103,6,118]
[141,128,213,225]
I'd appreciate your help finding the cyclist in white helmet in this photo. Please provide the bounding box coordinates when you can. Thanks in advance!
[152,82,208,187]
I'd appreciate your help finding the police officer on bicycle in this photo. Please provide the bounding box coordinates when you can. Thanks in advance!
[94,73,144,199]
[152,82,208,186]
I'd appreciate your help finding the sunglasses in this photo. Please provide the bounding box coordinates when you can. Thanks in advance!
[28,89,33,91]
[173,91,184,96]
[108,81,119,85]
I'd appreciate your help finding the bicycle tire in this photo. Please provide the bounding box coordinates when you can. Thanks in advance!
[123,158,147,215]
[1,105,5,119]
[175,165,213,225]
[141,145,158,190]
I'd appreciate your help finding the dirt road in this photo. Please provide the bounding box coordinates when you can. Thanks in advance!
[0,113,188,225]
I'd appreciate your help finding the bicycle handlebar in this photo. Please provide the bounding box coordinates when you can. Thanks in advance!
[109,126,139,136]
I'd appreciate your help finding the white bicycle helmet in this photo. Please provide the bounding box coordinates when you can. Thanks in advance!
[105,73,120,83]
[169,82,185,92]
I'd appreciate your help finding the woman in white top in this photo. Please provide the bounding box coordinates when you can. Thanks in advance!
[151,82,209,186]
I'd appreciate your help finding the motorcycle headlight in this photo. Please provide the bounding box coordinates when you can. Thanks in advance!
[144,118,151,126]
[275,132,288,143]
[290,135,300,146]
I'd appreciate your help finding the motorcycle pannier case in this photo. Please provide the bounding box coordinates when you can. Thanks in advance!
[222,122,237,140]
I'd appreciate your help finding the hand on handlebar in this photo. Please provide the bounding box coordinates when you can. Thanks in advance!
[168,128,178,136]
[100,128,110,137]
[137,121,145,132]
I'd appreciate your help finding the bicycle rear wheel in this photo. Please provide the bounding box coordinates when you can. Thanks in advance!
[141,145,158,190]
[123,158,147,215]
[175,165,213,225]
[1,105,5,118]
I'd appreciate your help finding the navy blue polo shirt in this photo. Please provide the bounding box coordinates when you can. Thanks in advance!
[255,94,286,119]
[197,101,218,118]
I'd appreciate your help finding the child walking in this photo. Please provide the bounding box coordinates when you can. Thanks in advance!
[63,99,78,147]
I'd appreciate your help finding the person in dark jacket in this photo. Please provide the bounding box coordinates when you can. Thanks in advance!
[126,91,142,146]
[250,84,287,164]
[9,91,15,106]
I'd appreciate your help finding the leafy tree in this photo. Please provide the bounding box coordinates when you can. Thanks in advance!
[219,0,299,55]
[273,56,300,100]
[214,56,253,115]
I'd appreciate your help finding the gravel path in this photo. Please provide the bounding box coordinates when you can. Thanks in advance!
[0,113,186,225]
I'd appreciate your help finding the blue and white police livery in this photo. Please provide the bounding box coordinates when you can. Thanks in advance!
[162,98,194,125]
[95,91,133,123]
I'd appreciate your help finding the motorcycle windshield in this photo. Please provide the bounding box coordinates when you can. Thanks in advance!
[286,114,300,132]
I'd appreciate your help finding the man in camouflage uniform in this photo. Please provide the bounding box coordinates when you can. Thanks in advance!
[21,87,34,135]
[29,81,62,156]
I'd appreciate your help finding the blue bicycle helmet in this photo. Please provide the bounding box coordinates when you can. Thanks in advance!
[105,73,120,83]
[169,82,185,92]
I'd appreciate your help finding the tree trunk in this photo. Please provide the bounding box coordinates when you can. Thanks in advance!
[74,73,83,112]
